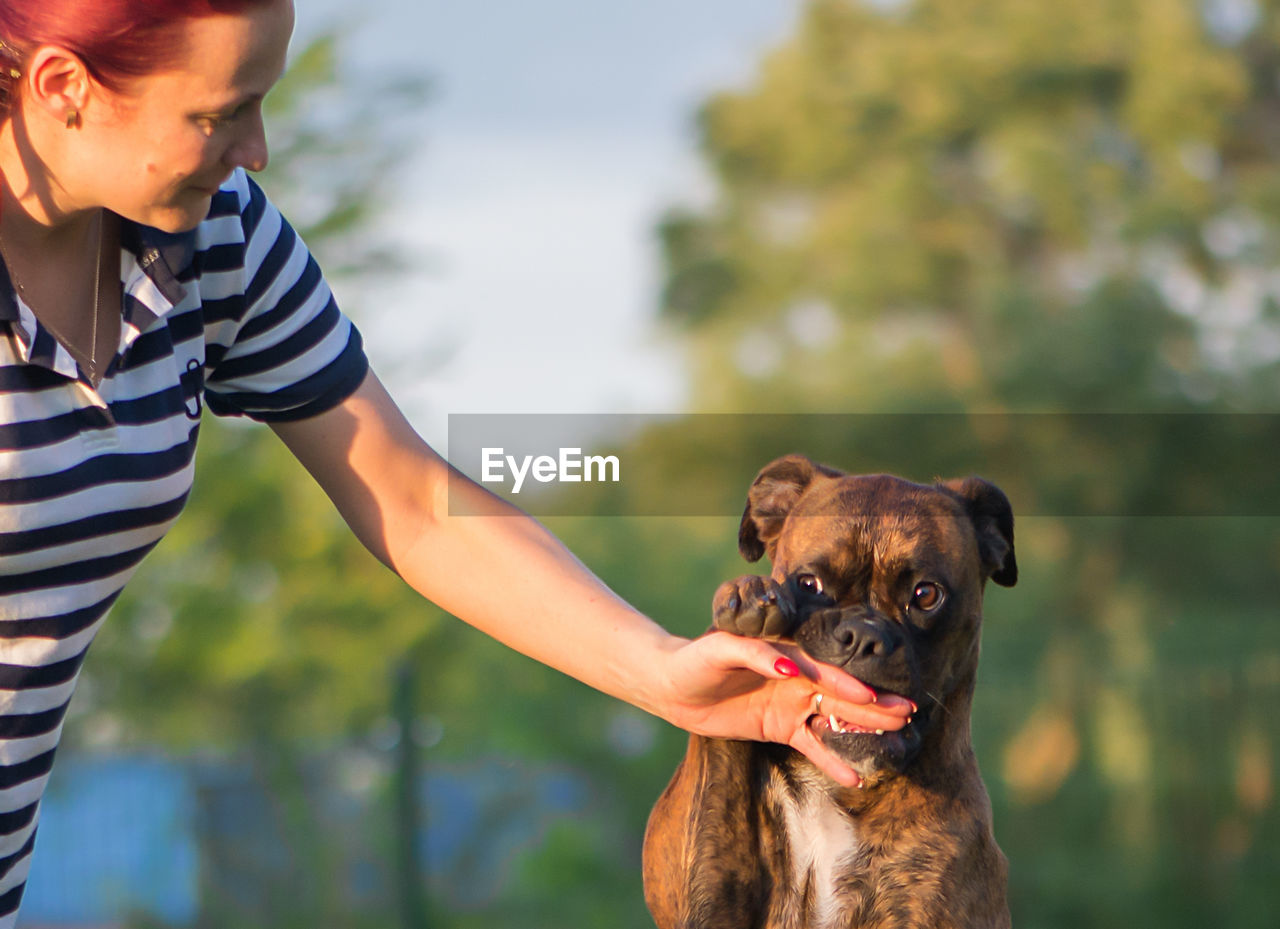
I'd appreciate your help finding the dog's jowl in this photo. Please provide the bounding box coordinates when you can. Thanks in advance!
[642,455,1015,929]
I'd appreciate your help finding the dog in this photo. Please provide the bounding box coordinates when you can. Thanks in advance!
[642,454,1015,929]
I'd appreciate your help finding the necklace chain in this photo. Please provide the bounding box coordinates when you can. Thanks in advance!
[0,210,105,384]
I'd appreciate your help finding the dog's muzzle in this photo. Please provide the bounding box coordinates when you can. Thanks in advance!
[795,606,926,779]
[797,608,913,687]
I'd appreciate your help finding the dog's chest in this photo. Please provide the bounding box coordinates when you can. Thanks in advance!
[778,788,861,928]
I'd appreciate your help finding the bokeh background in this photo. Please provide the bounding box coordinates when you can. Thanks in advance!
[19,0,1280,926]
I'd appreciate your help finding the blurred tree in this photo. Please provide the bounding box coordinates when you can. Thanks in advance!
[661,0,1278,412]
[620,0,1280,926]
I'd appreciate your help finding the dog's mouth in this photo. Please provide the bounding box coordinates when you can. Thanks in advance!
[808,713,890,738]
[806,696,926,783]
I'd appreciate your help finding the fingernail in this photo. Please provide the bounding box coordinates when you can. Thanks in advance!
[774,657,800,678]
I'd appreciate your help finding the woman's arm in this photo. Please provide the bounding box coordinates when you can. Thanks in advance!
[269,371,910,787]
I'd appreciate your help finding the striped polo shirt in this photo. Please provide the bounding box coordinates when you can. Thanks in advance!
[0,167,369,924]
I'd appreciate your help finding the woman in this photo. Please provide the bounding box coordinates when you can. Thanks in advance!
[0,0,911,919]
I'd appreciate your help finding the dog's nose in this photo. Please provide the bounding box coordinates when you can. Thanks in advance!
[833,615,899,660]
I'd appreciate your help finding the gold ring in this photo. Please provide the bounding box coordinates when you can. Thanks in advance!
[813,693,823,715]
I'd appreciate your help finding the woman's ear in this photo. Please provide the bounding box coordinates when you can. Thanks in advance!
[21,45,94,128]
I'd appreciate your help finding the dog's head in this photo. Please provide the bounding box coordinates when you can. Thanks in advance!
[738,455,1016,784]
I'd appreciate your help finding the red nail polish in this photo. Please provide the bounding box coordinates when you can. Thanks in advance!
[774,657,800,678]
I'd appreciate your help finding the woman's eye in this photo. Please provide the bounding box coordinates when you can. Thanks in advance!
[197,110,240,133]
[795,574,823,595]
[911,582,945,612]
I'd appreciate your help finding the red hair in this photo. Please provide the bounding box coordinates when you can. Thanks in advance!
[0,0,276,116]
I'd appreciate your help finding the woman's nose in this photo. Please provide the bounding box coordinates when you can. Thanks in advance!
[226,109,269,173]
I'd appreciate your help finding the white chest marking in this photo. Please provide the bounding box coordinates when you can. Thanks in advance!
[781,793,861,928]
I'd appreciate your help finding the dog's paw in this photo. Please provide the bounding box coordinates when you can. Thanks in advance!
[712,575,798,637]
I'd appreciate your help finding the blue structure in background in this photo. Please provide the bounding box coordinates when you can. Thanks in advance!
[15,753,589,927]
[20,756,199,926]
[420,762,587,909]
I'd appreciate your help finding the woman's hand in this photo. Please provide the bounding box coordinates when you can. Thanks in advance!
[654,631,915,787]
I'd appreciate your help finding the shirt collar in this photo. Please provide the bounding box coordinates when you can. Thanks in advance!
[1,216,198,376]
[0,255,18,325]
[0,216,196,315]
[120,220,196,307]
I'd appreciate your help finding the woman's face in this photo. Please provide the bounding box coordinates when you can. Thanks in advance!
[75,0,295,232]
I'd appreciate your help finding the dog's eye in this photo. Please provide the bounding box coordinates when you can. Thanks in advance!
[795,574,824,596]
[911,582,945,612]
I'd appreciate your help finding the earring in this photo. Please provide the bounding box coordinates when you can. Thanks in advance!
[65,109,78,129]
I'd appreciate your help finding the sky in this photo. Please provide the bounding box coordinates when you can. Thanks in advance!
[293,0,802,445]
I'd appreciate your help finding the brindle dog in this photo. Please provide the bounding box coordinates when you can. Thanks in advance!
[643,455,1015,929]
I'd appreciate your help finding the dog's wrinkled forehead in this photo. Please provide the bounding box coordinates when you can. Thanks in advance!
[738,455,1017,588]
[772,476,973,573]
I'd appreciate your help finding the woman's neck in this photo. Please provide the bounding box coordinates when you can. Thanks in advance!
[0,107,96,242]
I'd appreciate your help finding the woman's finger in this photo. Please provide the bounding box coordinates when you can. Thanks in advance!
[788,716,864,788]
[697,630,810,682]
[768,642,915,727]
[699,633,899,711]
[779,642,915,713]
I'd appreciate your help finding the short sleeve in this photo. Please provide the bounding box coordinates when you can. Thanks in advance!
[202,171,369,422]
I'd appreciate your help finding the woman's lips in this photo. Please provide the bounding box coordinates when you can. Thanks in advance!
[190,175,230,195]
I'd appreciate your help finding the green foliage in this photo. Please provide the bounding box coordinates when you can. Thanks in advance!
[661,0,1278,411]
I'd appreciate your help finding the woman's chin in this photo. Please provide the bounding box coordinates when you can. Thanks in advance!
[133,195,214,234]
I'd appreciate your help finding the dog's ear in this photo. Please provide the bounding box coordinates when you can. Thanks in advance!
[739,455,843,563]
[940,476,1017,587]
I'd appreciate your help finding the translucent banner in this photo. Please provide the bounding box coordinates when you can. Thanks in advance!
[447,412,1279,517]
